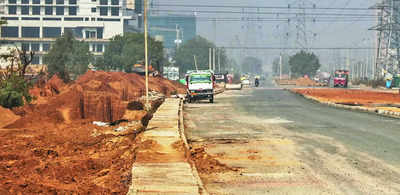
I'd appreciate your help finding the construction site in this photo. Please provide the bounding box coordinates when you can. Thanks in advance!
[0,71,188,194]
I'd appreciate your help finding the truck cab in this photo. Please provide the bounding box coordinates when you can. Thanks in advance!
[333,70,349,88]
[186,70,215,103]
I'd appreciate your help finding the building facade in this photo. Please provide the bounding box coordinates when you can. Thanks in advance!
[0,0,135,65]
[148,15,196,49]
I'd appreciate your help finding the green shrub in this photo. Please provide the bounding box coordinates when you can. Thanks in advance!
[0,74,33,108]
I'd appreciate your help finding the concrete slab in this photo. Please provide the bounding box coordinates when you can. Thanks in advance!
[127,98,205,195]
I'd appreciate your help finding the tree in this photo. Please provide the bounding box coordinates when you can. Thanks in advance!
[289,50,321,77]
[0,49,34,108]
[175,36,230,75]
[44,30,93,82]
[95,33,164,72]
[241,56,262,74]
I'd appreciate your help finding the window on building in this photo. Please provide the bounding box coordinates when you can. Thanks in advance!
[21,6,29,15]
[22,27,40,38]
[111,7,119,16]
[100,7,107,16]
[56,0,63,4]
[32,6,41,15]
[96,27,103,39]
[68,7,77,15]
[91,7,96,13]
[22,43,30,51]
[85,31,96,39]
[8,6,17,15]
[45,0,53,4]
[100,0,107,5]
[111,0,119,5]
[56,6,64,15]
[21,0,29,4]
[42,43,51,51]
[31,43,40,51]
[91,0,96,2]
[43,27,61,38]
[45,6,53,15]
[31,56,40,65]
[69,0,76,4]
[32,0,40,4]
[1,26,18,38]
[95,44,103,52]
[8,0,16,4]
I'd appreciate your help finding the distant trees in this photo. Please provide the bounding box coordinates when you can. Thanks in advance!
[44,30,93,82]
[95,33,164,73]
[175,36,229,75]
[289,50,321,77]
[241,56,262,74]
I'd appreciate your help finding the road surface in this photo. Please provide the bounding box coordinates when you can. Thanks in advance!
[184,82,400,194]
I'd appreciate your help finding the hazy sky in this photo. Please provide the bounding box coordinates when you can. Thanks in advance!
[154,0,378,68]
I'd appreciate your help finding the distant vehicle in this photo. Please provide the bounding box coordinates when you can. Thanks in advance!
[315,72,331,86]
[214,73,226,83]
[333,70,349,88]
[186,70,215,103]
[241,75,251,87]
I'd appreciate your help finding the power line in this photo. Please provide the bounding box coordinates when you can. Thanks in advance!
[152,9,377,17]
[154,4,375,11]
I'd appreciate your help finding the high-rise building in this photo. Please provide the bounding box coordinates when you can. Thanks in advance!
[0,0,135,65]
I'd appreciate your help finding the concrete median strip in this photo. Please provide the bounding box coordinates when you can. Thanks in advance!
[127,98,208,195]
[287,89,400,119]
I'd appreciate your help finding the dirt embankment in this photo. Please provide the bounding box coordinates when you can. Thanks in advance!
[0,71,184,194]
[276,77,320,87]
[292,88,400,106]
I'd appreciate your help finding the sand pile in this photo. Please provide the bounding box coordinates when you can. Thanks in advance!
[9,71,186,128]
[0,106,20,128]
[295,77,318,87]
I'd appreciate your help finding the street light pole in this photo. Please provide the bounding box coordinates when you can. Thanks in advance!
[143,0,149,107]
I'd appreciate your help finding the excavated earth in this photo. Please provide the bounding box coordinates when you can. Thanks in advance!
[292,88,400,106]
[0,71,185,194]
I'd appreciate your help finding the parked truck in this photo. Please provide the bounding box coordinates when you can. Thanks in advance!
[186,70,215,103]
[333,70,349,88]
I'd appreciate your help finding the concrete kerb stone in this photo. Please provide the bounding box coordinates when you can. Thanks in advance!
[127,98,207,195]
[285,88,400,119]
[178,98,209,195]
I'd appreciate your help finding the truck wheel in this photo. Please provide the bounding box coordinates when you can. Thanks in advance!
[209,96,214,103]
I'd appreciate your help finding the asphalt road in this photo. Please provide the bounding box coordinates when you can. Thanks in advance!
[184,82,400,194]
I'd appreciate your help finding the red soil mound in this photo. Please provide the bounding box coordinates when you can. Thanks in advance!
[0,106,20,128]
[293,88,400,106]
[9,71,186,128]
[295,77,318,87]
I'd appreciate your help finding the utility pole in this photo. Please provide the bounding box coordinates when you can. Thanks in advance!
[213,48,216,71]
[218,48,221,72]
[209,48,212,70]
[143,0,149,107]
[193,55,198,71]
[279,54,283,80]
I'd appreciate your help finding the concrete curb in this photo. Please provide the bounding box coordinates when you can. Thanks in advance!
[286,89,400,119]
[178,99,209,195]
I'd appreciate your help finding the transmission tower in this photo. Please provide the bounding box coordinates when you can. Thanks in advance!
[370,0,400,78]
[291,0,317,51]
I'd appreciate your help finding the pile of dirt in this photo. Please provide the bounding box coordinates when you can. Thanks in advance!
[295,77,318,87]
[190,146,238,174]
[0,106,20,128]
[292,88,400,106]
[0,122,142,194]
[0,71,182,194]
[9,71,185,128]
